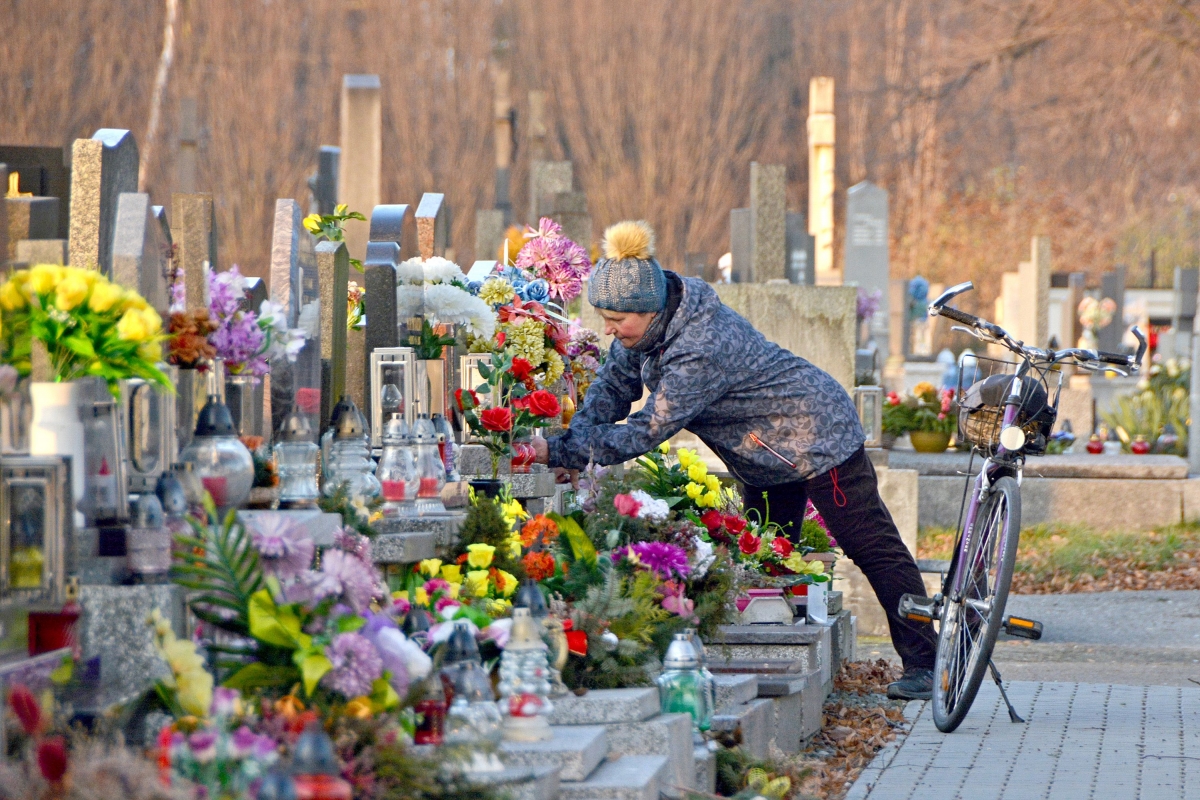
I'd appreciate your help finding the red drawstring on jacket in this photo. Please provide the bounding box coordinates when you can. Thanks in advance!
[830,467,847,508]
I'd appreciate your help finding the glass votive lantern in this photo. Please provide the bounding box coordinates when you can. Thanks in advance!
[178,395,254,512]
[496,607,554,742]
[376,414,417,517]
[274,409,320,509]
[656,632,711,732]
[412,415,446,515]
[322,397,380,502]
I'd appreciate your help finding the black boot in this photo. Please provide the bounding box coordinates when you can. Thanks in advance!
[887,667,933,700]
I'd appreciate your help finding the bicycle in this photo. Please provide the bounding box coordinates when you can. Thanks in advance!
[897,281,1146,733]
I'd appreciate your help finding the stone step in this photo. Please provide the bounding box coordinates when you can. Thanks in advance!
[766,669,826,754]
[468,765,560,800]
[694,745,716,795]
[603,713,694,798]
[501,725,608,781]
[828,609,854,669]
[383,513,465,548]
[712,674,758,711]
[709,623,832,688]
[711,698,775,760]
[559,755,670,800]
[371,531,438,564]
[548,688,660,725]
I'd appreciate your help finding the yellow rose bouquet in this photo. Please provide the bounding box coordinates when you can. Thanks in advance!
[0,264,170,395]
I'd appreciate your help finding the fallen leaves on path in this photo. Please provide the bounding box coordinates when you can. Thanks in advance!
[784,660,909,800]
[1012,553,1200,594]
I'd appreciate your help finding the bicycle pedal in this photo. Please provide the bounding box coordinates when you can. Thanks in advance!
[1002,616,1043,640]
[898,593,939,623]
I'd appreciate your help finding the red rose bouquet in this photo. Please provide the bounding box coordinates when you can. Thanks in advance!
[457,350,560,478]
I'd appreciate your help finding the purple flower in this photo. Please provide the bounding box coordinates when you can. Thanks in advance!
[629,541,690,580]
[516,235,564,278]
[248,516,315,581]
[210,687,241,717]
[544,258,583,304]
[323,632,383,698]
[208,265,246,320]
[333,527,371,560]
[188,731,218,763]
[525,217,563,240]
[317,549,382,613]
[562,240,593,281]
[856,288,882,321]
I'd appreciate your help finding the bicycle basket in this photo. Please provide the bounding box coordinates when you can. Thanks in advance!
[956,357,1060,454]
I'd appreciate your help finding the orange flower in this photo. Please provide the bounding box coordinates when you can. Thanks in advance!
[521,515,560,548]
[523,550,556,581]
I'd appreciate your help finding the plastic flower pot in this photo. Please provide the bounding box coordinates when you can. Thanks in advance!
[469,479,505,499]
[909,430,952,453]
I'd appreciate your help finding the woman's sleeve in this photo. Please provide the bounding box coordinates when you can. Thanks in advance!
[547,348,724,469]
[563,343,644,430]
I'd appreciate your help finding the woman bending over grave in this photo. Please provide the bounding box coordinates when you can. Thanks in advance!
[532,220,937,700]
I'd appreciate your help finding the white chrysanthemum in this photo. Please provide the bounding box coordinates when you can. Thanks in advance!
[630,489,670,522]
[423,256,468,286]
[691,537,715,578]
[397,257,425,285]
[423,284,496,341]
[397,284,425,319]
[296,301,320,338]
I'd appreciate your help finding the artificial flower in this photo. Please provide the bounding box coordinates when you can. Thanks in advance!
[705,474,722,493]
[628,541,690,579]
[676,448,698,470]
[613,493,642,518]
[480,407,513,432]
[523,550,556,581]
[465,570,490,598]
[479,277,516,306]
[210,687,243,718]
[36,736,68,784]
[466,543,496,569]
[455,388,480,412]
[700,490,721,509]
[700,509,723,534]
[419,558,443,578]
[315,548,382,613]
[738,530,762,556]
[526,389,561,418]
[658,441,671,454]
[691,537,716,578]
[323,632,383,698]
[27,264,61,295]
[772,537,794,558]
[0,280,26,310]
[686,462,708,484]
[630,489,670,522]
[509,357,535,383]
[248,515,315,581]
[662,586,696,619]
[54,272,89,311]
[441,565,463,584]
[496,570,519,597]
[176,667,215,718]
[686,482,704,500]
[521,514,560,548]
[724,515,748,535]
[501,498,529,527]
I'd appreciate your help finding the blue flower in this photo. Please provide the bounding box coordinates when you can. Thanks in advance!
[520,279,551,304]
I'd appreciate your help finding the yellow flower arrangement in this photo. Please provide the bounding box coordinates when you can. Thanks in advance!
[687,462,708,484]
[149,609,214,718]
[419,558,443,578]
[465,569,491,598]
[466,543,496,569]
[441,565,463,585]
[0,264,169,396]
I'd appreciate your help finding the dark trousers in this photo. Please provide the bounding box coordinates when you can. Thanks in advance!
[742,446,937,671]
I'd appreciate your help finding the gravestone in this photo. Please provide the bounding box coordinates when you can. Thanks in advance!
[177,98,198,194]
[807,77,837,285]
[270,199,304,326]
[750,162,786,282]
[785,212,815,286]
[338,75,382,263]
[415,193,447,259]
[0,164,7,267]
[363,205,409,425]
[475,209,505,265]
[1098,265,1127,353]
[68,129,139,276]
[0,145,72,239]
[729,209,752,283]
[317,241,350,430]
[6,192,59,262]
[15,240,68,266]
[845,181,890,361]
[112,192,172,314]
[529,161,572,224]
[1173,267,1198,358]
[541,191,592,250]
[171,193,217,309]
[308,146,339,216]
[1017,236,1051,347]
[1063,272,1086,349]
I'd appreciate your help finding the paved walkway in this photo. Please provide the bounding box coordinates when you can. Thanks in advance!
[846,681,1200,800]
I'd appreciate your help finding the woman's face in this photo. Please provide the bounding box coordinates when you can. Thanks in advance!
[599,310,656,348]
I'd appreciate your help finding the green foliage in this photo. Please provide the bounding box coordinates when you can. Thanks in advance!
[318,483,380,539]
[415,317,458,360]
[457,496,525,578]
[713,748,783,797]
[560,569,658,690]
[170,499,263,638]
[799,518,833,553]
[303,204,366,272]
[1100,359,1189,454]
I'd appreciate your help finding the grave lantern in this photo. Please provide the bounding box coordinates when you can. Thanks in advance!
[178,396,254,512]
[656,632,711,732]
[120,367,178,495]
[854,385,884,449]
[274,409,320,509]
[369,347,415,451]
[496,607,554,742]
[0,456,74,610]
[441,622,504,770]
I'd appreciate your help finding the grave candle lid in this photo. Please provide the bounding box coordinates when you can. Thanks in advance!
[445,620,481,664]
[194,395,237,437]
[278,408,315,442]
[514,579,548,618]
[292,722,339,775]
[332,397,367,440]
[663,632,700,669]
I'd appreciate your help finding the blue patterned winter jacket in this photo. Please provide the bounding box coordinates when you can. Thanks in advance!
[546,275,864,485]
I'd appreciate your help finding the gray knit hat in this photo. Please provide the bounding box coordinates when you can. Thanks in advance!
[588,220,667,313]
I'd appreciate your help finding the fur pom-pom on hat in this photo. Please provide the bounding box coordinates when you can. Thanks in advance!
[589,220,667,313]
[602,220,656,261]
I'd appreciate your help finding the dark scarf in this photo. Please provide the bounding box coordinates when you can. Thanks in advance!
[627,271,683,353]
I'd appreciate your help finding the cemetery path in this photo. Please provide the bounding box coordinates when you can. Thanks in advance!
[844,681,1200,800]
[858,589,1200,687]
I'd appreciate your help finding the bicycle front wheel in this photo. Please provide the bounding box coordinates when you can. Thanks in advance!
[932,475,1021,733]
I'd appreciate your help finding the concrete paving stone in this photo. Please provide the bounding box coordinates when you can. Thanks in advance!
[468,765,560,800]
[558,754,669,800]
[712,673,758,710]
[603,713,695,798]
[500,725,607,781]
[548,688,660,725]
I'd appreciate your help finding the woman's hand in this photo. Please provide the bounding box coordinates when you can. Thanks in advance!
[532,435,549,464]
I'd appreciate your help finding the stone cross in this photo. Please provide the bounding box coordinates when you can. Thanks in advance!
[785,212,815,286]
[363,205,410,425]
[338,75,382,263]
[171,193,217,309]
[729,208,752,283]
[807,78,837,285]
[415,193,447,259]
[317,241,350,430]
[845,181,890,361]
[1172,268,1198,357]
[177,98,198,194]
[308,146,340,216]
[750,162,786,283]
[68,129,139,276]
[270,199,304,326]
[112,192,172,315]
[1098,265,1127,353]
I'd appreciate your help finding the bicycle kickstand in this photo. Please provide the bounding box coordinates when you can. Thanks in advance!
[988,660,1025,724]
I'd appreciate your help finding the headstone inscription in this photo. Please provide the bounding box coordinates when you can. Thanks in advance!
[750,162,786,282]
[1098,265,1127,353]
[68,129,139,276]
[729,208,752,283]
[845,181,890,362]
[112,192,172,315]
[785,212,815,286]
[338,75,382,263]
[171,193,217,309]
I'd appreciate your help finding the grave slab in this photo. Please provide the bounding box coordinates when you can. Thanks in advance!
[15,239,67,266]
[711,698,774,759]
[548,688,660,725]
[693,746,716,795]
[470,764,559,800]
[603,712,695,798]
[558,754,669,800]
[370,532,438,564]
[500,724,606,781]
[382,513,465,549]
[6,195,58,261]
[712,674,758,711]
[112,192,171,314]
[77,584,185,703]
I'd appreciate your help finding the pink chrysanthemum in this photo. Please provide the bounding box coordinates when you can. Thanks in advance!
[315,549,382,613]
[323,632,383,697]
[248,516,314,581]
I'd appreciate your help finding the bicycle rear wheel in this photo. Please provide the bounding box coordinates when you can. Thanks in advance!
[932,475,1021,733]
